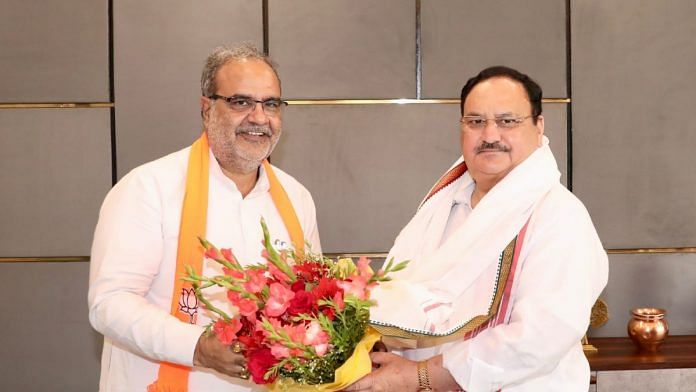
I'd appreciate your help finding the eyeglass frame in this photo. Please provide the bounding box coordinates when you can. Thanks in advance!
[460,115,535,130]
[207,94,288,116]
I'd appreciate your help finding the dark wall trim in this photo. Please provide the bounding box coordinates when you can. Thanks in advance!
[108,0,117,185]
[287,98,570,105]
[0,256,90,263]
[262,0,269,55]
[4,248,696,263]
[415,0,422,99]
[565,0,573,192]
[0,103,113,109]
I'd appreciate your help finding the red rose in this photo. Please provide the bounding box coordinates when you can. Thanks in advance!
[247,348,278,384]
[287,290,317,316]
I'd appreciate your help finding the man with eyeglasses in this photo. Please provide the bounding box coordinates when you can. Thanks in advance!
[89,43,321,391]
[348,67,608,391]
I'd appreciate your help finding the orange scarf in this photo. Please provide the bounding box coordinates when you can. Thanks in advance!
[148,133,305,391]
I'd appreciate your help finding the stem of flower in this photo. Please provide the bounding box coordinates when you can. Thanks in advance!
[193,284,232,321]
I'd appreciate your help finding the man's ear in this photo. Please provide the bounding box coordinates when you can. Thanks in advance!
[535,114,545,145]
[200,96,211,120]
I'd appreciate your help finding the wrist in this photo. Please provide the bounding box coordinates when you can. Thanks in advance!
[192,333,207,367]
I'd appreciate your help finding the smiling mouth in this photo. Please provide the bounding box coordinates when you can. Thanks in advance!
[237,129,271,138]
[243,131,267,136]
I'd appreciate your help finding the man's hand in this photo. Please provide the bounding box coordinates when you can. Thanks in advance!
[193,333,248,379]
[343,352,418,391]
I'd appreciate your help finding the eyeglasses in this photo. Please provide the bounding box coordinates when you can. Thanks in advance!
[208,94,288,115]
[460,115,533,130]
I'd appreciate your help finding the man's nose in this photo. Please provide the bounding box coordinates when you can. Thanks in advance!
[481,120,502,142]
[246,102,269,124]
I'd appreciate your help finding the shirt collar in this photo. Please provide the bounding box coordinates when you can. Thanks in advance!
[208,148,270,197]
[452,172,475,209]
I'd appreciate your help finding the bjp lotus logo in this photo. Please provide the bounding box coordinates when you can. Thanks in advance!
[178,287,198,323]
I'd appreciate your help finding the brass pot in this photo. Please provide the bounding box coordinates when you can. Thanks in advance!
[627,307,669,352]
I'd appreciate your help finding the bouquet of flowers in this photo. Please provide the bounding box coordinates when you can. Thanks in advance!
[184,219,407,390]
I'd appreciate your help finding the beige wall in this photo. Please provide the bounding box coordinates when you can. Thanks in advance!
[1,1,695,390]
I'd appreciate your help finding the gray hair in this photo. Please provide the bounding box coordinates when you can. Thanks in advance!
[200,42,280,97]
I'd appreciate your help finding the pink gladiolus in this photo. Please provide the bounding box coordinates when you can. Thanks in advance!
[204,247,220,260]
[220,248,238,265]
[262,317,284,337]
[303,321,328,345]
[332,291,345,311]
[226,291,259,318]
[227,290,241,303]
[286,324,307,344]
[213,319,242,346]
[237,298,259,317]
[261,249,270,261]
[303,321,330,357]
[223,268,245,280]
[314,343,329,357]
[265,283,295,317]
[357,256,373,279]
[337,275,369,300]
[270,343,291,359]
[267,262,290,283]
[244,269,267,294]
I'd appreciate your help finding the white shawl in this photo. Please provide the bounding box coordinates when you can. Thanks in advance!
[371,137,560,334]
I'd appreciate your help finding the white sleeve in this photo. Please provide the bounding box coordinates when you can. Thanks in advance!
[442,204,608,391]
[88,170,204,365]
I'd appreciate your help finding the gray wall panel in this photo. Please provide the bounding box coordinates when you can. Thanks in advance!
[0,263,100,392]
[572,1,696,248]
[0,109,111,256]
[0,0,108,102]
[590,253,696,338]
[542,103,568,186]
[272,102,568,253]
[268,0,416,99]
[273,104,460,253]
[421,0,567,98]
[114,1,263,178]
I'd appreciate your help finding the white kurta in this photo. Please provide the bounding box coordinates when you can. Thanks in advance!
[88,146,321,392]
[372,138,608,391]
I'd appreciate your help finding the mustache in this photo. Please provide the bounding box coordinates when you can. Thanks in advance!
[236,125,272,136]
[476,141,510,154]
